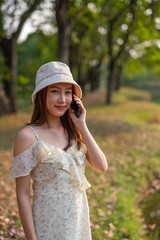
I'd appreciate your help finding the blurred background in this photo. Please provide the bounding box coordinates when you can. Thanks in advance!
[0,0,160,239]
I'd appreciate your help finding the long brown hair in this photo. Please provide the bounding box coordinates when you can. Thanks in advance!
[27,87,83,151]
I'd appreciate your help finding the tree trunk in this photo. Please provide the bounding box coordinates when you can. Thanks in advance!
[0,0,43,114]
[55,0,70,64]
[0,89,10,114]
[105,0,137,104]
[106,62,114,104]
[1,38,17,113]
[106,75,113,104]
[114,64,123,91]
[77,62,85,93]
[89,60,102,92]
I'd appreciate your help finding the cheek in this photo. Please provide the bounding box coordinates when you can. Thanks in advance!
[46,94,55,110]
[46,93,56,102]
[46,94,50,107]
[67,96,73,105]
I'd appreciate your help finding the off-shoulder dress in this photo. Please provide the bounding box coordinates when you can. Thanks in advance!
[10,126,92,240]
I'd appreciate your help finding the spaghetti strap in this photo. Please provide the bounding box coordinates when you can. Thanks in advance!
[27,126,39,141]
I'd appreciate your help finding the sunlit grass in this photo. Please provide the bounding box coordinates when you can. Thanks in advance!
[84,87,160,240]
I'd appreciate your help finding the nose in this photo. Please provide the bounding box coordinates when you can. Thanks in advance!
[58,93,66,103]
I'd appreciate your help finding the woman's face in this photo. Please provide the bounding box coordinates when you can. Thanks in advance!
[46,82,73,118]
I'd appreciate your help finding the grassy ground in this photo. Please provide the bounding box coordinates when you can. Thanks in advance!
[0,86,160,240]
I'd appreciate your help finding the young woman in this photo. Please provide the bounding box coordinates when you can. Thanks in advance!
[10,61,108,240]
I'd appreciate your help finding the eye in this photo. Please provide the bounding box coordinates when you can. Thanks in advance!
[66,90,72,95]
[51,89,59,93]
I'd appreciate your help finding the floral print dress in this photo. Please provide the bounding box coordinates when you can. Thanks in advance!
[10,126,92,240]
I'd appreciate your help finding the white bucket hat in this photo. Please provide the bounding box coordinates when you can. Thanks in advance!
[32,61,82,103]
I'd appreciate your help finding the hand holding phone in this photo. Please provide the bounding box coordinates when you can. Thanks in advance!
[71,97,81,118]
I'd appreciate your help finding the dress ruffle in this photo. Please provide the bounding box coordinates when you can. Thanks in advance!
[10,140,91,192]
[39,142,91,192]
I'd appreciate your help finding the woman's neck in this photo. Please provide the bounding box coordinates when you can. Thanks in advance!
[46,117,62,129]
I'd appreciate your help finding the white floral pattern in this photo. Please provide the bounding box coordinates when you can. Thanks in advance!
[10,138,92,240]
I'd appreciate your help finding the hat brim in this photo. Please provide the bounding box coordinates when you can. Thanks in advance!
[32,73,82,104]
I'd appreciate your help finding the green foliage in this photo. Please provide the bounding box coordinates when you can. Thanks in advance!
[1,0,160,110]
[18,75,29,85]
[9,0,160,106]
[17,30,58,95]
[67,1,107,86]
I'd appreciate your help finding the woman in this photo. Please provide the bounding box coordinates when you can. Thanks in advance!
[10,61,108,240]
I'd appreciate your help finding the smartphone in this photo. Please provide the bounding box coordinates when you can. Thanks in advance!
[71,97,81,118]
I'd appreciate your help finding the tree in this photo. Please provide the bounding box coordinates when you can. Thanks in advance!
[55,0,89,64]
[100,0,138,104]
[55,0,107,93]
[102,0,160,104]
[17,30,58,98]
[0,0,44,113]
[70,1,106,92]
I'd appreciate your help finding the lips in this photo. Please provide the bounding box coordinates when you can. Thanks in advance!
[55,105,67,110]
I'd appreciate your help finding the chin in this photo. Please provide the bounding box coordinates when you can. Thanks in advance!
[56,111,67,117]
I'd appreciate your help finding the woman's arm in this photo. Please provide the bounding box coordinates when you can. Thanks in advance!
[79,123,108,172]
[16,175,37,240]
[70,95,108,172]
[14,128,37,239]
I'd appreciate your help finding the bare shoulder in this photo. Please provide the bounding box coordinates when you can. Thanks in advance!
[13,127,37,156]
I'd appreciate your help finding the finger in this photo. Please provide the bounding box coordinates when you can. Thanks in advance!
[72,96,84,107]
